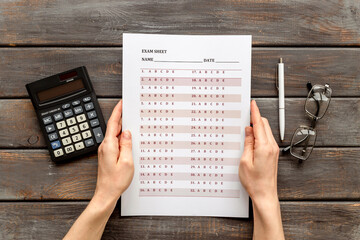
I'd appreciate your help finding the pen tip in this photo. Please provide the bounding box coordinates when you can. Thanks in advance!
[279,58,283,63]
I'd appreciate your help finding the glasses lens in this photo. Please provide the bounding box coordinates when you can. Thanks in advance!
[305,84,332,119]
[290,126,317,160]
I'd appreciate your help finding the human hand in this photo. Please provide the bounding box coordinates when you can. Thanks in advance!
[239,100,280,203]
[94,100,134,205]
[64,100,134,240]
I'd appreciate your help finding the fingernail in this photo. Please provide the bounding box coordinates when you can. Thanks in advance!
[123,130,131,139]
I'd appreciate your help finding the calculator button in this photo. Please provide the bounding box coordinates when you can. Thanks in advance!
[48,132,58,141]
[85,102,94,111]
[72,133,82,143]
[79,122,89,131]
[66,117,77,126]
[93,127,104,143]
[46,124,56,133]
[64,109,74,118]
[90,119,99,128]
[62,137,72,146]
[87,111,97,119]
[53,112,63,121]
[69,125,79,134]
[76,114,86,123]
[51,140,61,149]
[43,116,52,125]
[75,141,85,150]
[59,129,69,137]
[56,120,67,130]
[83,96,91,102]
[82,130,92,139]
[54,148,64,157]
[65,145,75,154]
[74,106,83,114]
[72,100,81,106]
[84,138,94,147]
[62,103,71,109]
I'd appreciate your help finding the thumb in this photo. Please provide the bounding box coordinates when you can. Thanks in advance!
[118,130,133,163]
[241,126,254,163]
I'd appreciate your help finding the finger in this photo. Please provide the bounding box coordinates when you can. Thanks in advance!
[98,135,121,165]
[241,126,254,164]
[117,100,123,137]
[118,130,133,163]
[261,117,279,179]
[261,117,277,146]
[251,100,268,142]
[105,100,122,138]
[117,101,123,142]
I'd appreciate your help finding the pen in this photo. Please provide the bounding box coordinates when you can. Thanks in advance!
[278,58,285,141]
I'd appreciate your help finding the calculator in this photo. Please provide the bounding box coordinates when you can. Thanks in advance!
[26,66,106,162]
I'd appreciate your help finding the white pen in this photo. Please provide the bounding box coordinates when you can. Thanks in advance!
[278,58,285,141]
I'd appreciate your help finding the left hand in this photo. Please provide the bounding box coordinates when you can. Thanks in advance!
[94,100,134,203]
[63,100,134,240]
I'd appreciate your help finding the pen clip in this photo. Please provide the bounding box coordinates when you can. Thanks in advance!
[276,58,283,91]
[275,63,279,91]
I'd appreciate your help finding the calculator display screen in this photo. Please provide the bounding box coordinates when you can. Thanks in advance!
[37,78,85,103]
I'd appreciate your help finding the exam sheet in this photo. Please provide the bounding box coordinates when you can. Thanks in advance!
[122,33,251,217]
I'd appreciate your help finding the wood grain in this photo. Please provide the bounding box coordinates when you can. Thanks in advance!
[0,0,359,46]
[0,150,97,201]
[0,202,359,240]
[0,0,358,238]
[0,48,359,97]
[0,148,359,201]
[0,98,358,148]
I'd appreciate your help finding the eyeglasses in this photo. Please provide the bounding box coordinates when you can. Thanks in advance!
[283,82,332,161]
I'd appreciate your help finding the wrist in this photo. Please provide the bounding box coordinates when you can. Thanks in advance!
[251,193,285,240]
[251,189,278,204]
[90,191,119,216]
[252,194,282,230]
[252,193,280,215]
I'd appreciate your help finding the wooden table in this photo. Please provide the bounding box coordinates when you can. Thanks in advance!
[0,1,359,239]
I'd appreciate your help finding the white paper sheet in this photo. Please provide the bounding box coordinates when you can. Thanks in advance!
[122,33,251,218]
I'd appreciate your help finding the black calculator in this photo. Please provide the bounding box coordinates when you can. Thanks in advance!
[26,66,106,162]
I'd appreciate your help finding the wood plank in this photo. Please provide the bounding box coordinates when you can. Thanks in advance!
[0,148,359,201]
[278,148,360,200]
[0,0,359,46]
[0,98,358,148]
[0,150,97,200]
[0,48,122,98]
[0,48,359,97]
[0,202,359,240]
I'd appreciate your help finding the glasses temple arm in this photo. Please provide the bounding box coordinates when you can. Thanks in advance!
[282,145,291,152]
[282,134,310,152]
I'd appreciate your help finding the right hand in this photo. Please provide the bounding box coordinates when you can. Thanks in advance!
[239,100,280,202]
